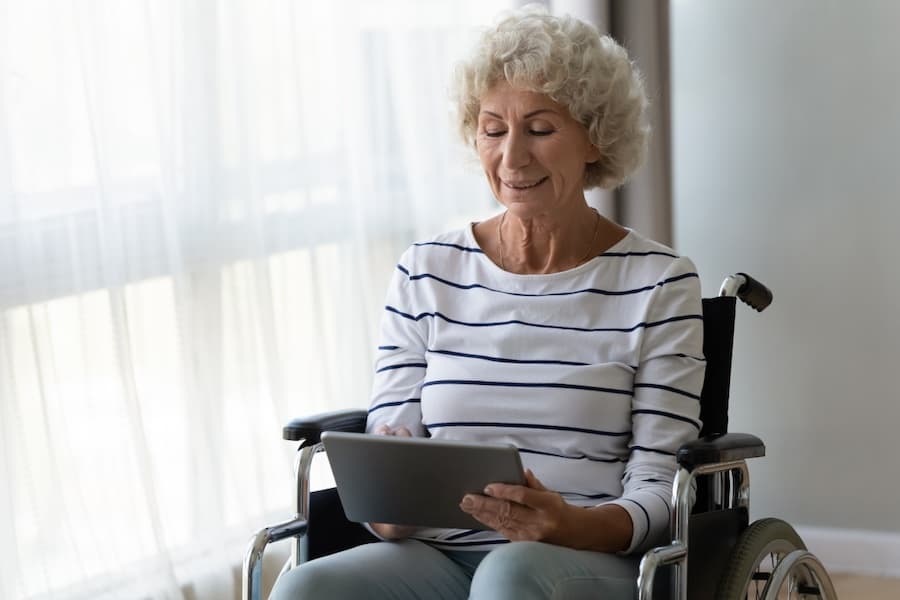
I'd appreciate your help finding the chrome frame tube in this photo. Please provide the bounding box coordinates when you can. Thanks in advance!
[763,549,838,600]
[242,516,309,600]
[292,443,322,567]
[719,274,747,298]
[637,460,751,600]
[711,470,724,510]
[242,443,321,600]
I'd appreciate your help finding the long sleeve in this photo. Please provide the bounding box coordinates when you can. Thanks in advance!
[607,256,705,554]
[366,251,430,437]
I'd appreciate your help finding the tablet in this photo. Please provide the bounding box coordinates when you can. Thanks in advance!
[320,431,526,530]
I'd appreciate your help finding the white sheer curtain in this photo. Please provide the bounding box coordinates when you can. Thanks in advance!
[0,1,505,598]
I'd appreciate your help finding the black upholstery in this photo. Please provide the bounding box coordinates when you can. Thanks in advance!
[686,507,750,598]
[284,409,367,445]
[303,488,377,561]
[678,433,765,470]
[698,296,735,436]
[677,297,765,472]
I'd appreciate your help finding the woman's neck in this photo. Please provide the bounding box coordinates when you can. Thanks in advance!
[478,204,627,274]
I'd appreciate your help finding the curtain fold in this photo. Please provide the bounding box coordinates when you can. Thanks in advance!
[610,0,673,246]
[550,0,674,245]
[1,2,669,597]
[0,1,503,598]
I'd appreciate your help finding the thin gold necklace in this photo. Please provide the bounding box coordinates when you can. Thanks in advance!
[497,208,601,272]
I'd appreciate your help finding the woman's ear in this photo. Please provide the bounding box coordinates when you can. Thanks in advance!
[586,144,602,164]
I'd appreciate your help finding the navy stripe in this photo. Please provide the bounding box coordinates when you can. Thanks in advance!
[422,379,632,396]
[600,250,678,259]
[649,489,671,507]
[559,491,615,500]
[621,498,651,548]
[633,382,701,401]
[404,270,656,297]
[385,305,702,334]
[378,345,401,350]
[654,272,699,286]
[398,267,698,298]
[630,445,677,457]
[631,409,702,429]
[412,241,484,253]
[518,447,626,463]
[426,421,631,437]
[375,362,427,373]
[368,398,421,414]
[442,529,482,541]
[646,490,672,525]
[675,353,706,362]
[427,348,590,367]
[645,315,705,329]
[423,538,510,548]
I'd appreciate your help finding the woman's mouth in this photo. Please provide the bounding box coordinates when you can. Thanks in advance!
[503,176,549,190]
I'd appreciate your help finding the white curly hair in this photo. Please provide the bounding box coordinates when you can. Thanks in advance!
[452,5,649,189]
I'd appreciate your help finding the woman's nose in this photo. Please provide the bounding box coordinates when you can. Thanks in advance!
[501,131,531,169]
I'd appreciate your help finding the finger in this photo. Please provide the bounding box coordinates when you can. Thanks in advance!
[461,494,532,528]
[484,483,542,507]
[460,496,513,531]
[524,469,548,491]
[460,495,550,542]
[373,424,413,436]
[460,494,510,520]
[460,493,498,515]
[487,481,562,514]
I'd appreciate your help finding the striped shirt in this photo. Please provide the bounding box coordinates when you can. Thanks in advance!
[366,224,705,555]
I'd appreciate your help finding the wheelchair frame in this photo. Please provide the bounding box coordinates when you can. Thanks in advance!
[243,273,837,600]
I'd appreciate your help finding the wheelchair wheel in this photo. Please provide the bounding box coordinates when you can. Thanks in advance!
[716,517,833,599]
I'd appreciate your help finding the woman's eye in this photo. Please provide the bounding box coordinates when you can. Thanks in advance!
[481,128,553,137]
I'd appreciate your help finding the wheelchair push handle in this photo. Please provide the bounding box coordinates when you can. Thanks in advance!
[718,272,773,312]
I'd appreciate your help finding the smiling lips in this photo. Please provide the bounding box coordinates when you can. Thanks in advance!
[503,176,549,190]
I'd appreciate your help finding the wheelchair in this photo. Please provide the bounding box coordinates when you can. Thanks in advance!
[243,273,837,599]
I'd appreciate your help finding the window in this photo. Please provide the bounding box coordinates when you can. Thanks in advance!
[0,1,506,597]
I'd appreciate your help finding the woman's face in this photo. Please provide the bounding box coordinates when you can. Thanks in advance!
[476,81,600,219]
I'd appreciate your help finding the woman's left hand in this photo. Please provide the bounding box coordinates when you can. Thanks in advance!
[459,469,575,544]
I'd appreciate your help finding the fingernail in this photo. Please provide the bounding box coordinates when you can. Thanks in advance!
[460,496,473,509]
[483,486,493,496]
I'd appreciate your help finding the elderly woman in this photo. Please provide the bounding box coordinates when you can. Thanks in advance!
[271,7,703,600]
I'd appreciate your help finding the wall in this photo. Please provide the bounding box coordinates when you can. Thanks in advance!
[669,0,900,567]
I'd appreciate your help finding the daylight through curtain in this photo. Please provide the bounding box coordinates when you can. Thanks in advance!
[0,1,503,598]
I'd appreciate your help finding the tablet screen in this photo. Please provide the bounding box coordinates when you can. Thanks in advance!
[321,431,526,530]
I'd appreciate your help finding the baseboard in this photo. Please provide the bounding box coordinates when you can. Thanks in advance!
[795,525,900,578]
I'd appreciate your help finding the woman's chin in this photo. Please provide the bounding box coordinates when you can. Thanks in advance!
[500,188,552,207]
[498,189,565,216]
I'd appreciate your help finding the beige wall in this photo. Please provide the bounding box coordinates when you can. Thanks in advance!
[670,0,900,533]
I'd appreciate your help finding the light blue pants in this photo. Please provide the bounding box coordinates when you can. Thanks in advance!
[268,539,640,599]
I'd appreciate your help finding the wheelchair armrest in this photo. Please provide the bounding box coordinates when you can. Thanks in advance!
[283,409,368,445]
[676,432,765,471]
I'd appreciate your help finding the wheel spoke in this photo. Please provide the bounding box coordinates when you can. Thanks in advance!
[716,519,808,600]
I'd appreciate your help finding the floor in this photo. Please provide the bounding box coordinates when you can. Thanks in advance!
[830,573,900,599]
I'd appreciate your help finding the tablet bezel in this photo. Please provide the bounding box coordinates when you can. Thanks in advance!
[320,431,526,530]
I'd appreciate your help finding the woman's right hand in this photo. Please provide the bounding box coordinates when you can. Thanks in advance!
[373,424,413,437]
[368,424,417,540]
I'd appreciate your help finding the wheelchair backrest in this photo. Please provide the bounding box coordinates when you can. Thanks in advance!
[698,296,736,437]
